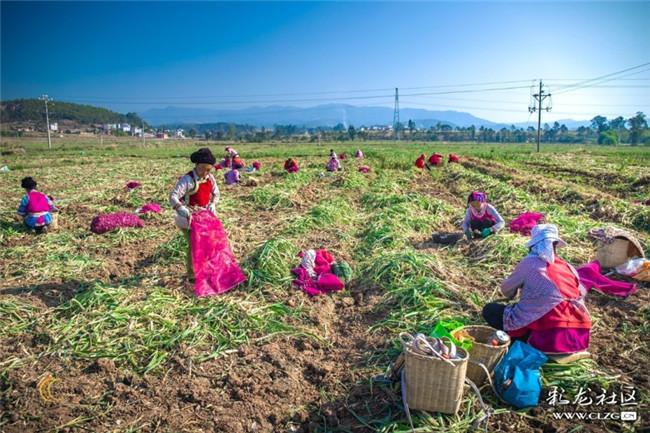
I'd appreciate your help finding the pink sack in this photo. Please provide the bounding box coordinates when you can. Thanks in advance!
[577,260,637,298]
[137,203,161,214]
[90,212,144,234]
[359,166,370,173]
[190,210,246,297]
[509,212,545,236]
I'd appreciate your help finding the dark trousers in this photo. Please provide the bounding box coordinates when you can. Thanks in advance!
[482,302,530,342]
[470,219,496,231]
[482,302,506,330]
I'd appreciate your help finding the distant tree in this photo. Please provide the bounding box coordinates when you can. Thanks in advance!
[125,112,145,128]
[610,116,626,131]
[347,125,356,140]
[598,130,619,145]
[627,112,647,146]
[333,123,346,132]
[188,128,197,138]
[227,123,237,138]
[407,119,416,134]
[590,115,609,134]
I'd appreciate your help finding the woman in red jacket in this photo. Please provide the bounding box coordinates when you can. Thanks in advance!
[284,158,299,173]
[428,153,443,167]
[415,154,426,169]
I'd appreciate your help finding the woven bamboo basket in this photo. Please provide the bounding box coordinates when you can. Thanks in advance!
[51,213,58,230]
[403,342,468,414]
[596,238,639,268]
[452,325,509,386]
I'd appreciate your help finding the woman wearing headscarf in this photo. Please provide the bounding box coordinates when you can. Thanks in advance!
[428,153,443,167]
[169,148,219,279]
[414,154,426,169]
[482,224,591,354]
[326,153,341,172]
[16,176,57,234]
[461,191,505,240]
[284,158,299,173]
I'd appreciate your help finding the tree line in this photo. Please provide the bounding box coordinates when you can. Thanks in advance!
[194,112,648,145]
[0,99,146,128]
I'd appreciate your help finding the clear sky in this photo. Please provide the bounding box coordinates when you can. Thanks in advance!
[2,1,649,123]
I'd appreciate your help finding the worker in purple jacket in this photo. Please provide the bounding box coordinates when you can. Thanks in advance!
[461,191,505,240]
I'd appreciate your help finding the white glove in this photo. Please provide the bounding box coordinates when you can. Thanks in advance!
[176,206,191,219]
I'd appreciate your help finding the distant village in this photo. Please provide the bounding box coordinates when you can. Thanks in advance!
[14,122,188,140]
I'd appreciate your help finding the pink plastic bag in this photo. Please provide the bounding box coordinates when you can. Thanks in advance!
[190,211,246,297]
[509,212,545,236]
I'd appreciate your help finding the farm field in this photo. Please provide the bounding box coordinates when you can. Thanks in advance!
[1,141,649,433]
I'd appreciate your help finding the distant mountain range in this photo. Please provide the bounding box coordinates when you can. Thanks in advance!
[0,99,592,130]
[141,103,566,129]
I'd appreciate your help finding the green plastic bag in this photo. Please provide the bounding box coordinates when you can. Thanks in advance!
[430,319,473,352]
[332,261,353,283]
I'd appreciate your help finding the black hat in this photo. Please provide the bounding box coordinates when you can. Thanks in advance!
[21,176,37,190]
[190,148,216,165]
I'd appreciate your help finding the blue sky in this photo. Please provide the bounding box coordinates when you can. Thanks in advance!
[2,1,649,123]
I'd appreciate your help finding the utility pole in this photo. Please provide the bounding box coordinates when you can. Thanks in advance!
[142,120,145,146]
[393,87,401,141]
[528,80,552,152]
[40,94,52,149]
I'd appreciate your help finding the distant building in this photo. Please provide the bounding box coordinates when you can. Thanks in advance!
[49,122,58,132]
[133,127,143,136]
[120,123,131,133]
[174,129,185,139]
[156,132,169,139]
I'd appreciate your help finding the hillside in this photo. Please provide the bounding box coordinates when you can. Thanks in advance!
[0,99,146,128]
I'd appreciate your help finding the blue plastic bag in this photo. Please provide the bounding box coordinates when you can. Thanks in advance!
[493,340,548,409]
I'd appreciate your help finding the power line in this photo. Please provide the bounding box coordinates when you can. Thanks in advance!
[53,79,538,101]
[60,84,534,107]
[403,94,649,107]
[552,62,650,95]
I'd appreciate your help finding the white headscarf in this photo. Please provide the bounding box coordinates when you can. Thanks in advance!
[526,224,567,264]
